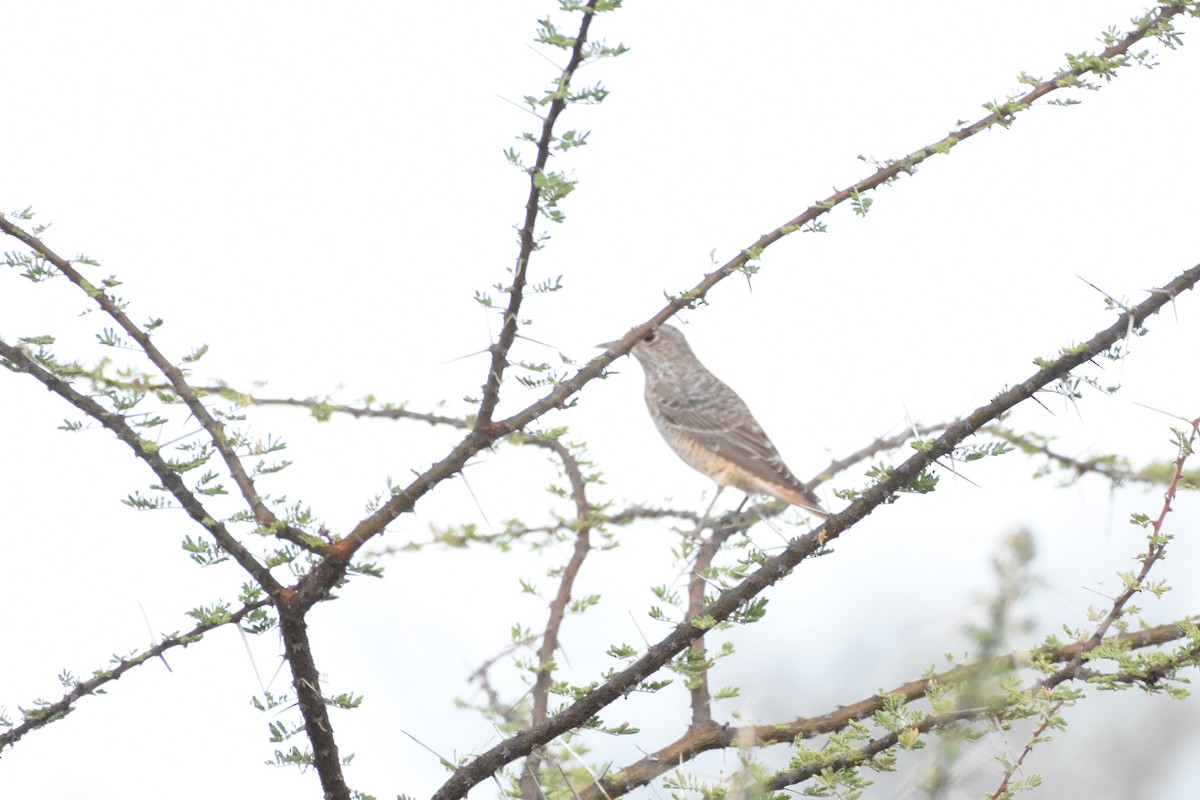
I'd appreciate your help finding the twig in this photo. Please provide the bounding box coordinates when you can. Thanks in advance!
[988,425,1146,485]
[0,598,272,750]
[520,438,596,800]
[474,2,601,430]
[685,513,745,726]
[808,423,952,485]
[987,414,1199,798]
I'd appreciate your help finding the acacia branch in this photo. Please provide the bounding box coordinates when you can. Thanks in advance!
[475,0,603,430]
[0,338,279,590]
[431,266,1200,800]
[276,602,349,799]
[988,696,1067,800]
[0,337,345,794]
[0,216,288,537]
[0,598,271,751]
[84,383,1181,493]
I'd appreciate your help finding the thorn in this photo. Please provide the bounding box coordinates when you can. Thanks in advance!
[1131,401,1192,423]
[138,603,172,673]
[1075,273,1132,312]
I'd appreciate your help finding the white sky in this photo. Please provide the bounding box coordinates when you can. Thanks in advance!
[3,2,1200,799]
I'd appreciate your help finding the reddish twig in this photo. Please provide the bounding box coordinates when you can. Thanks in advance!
[988,697,1066,800]
[987,413,1199,799]
[684,517,745,727]
[519,438,596,800]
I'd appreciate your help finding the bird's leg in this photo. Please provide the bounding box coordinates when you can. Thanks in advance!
[694,485,725,536]
[722,494,750,537]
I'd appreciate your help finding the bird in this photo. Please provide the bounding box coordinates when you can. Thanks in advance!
[599,323,827,520]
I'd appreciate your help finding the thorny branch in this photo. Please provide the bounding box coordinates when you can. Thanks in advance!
[87,379,473,429]
[1039,416,1197,685]
[474,0,603,431]
[0,256,345,792]
[0,598,272,750]
[0,219,291,540]
[0,339,280,591]
[74,371,1180,547]
[97,375,1178,500]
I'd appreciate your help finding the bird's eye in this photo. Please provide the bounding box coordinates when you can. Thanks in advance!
[643,331,657,343]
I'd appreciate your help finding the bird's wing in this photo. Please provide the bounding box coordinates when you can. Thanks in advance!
[648,379,819,503]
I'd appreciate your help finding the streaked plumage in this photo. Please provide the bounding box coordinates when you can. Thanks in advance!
[607,324,826,518]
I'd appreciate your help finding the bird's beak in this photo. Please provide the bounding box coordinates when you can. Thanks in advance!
[595,339,622,350]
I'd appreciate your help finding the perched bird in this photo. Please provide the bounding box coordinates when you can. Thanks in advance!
[600,324,827,519]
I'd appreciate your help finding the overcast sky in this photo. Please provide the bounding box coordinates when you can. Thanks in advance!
[3,3,1200,799]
